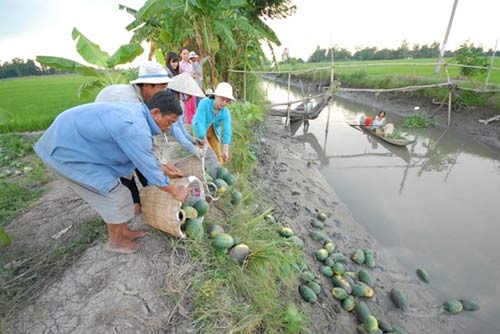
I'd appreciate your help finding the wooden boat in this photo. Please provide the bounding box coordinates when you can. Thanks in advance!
[270,95,333,122]
[348,124,415,147]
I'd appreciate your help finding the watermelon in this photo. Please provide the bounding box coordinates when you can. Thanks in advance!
[182,205,198,219]
[228,244,250,263]
[324,257,335,267]
[300,271,315,283]
[330,252,347,263]
[279,227,294,237]
[230,190,243,205]
[390,287,407,309]
[443,299,463,314]
[223,173,237,186]
[460,299,480,312]
[319,266,334,278]
[317,213,327,221]
[185,218,203,239]
[310,230,325,241]
[193,199,210,216]
[332,275,352,294]
[214,179,229,194]
[355,301,372,322]
[306,281,321,295]
[377,319,393,332]
[207,224,224,238]
[332,263,346,275]
[358,269,375,287]
[216,166,229,180]
[212,233,234,250]
[310,220,324,229]
[315,249,329,261]
[352,249,365,264]
[323,242,335,254]
[287,235,305,249]
[342,296,356,312]
[364,316,379,332]
[416,268,430,283]
[299,285,317,303]
[332,287,349,300]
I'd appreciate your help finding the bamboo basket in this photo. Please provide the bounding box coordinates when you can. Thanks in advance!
[174,154,219,203]
[139,154,215,238]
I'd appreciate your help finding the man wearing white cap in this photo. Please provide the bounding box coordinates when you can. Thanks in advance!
[192,82,235,164]
[34,90,189,254]
[96,61,205,214]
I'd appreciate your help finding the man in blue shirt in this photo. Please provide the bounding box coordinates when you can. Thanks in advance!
[34,90,188,254]
[96,61,205,214]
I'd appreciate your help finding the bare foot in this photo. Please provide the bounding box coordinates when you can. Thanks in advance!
[134,203,142,215]
[123,228,148,240]
[106,239,141,254]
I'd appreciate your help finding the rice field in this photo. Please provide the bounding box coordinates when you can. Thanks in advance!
[0,74,96,133]
[277,57,500,85]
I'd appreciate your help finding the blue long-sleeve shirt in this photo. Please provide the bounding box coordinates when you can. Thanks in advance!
[34,102,169,194]
[170,115,196,153]
[96,84,196,153]
[192,98,232,144]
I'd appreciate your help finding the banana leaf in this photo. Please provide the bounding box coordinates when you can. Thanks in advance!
[71,28,110,68]
[107,44,144,68]
[36,56,101,77]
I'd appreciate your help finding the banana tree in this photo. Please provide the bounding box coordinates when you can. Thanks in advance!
[120,0,286,89]
[37,28,144,98]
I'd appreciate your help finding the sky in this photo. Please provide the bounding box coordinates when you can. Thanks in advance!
[0,0,499,66]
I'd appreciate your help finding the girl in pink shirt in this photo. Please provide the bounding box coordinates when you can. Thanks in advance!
[179,47,197,124]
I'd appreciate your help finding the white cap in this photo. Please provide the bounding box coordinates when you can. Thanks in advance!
[188,51,199,58]
[130,61,173,84]
[213,82,235,101]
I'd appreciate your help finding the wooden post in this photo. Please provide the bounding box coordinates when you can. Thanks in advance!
[484,39,498,91]
[435,0,459,75]
[286,71,291,128]
[444,64,452,126]
[448,87,452,126]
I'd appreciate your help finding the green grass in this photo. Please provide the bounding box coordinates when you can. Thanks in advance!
[273,58,500,110]
[0,74,96,133]
[277,57,500,85]
[0,133,51,227]
[183,185,307,334]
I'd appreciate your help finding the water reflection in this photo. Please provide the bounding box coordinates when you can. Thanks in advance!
[264,80,500,333]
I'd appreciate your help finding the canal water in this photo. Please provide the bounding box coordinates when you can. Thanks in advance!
[263,81,500,333]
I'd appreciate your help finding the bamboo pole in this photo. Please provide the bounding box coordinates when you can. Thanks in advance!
[445,64,452,126]
[435,0,459,74]
[286,71,291,128]
[484,39,498,91]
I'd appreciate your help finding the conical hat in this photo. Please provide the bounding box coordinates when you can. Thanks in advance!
[168,72,205,97]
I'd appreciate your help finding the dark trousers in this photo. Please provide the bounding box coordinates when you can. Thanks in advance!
[120,169,148,204]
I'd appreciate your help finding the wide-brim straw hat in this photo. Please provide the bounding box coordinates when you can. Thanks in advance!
[168,72,205,97]
[213,82,235,101]
[130,61,173,84]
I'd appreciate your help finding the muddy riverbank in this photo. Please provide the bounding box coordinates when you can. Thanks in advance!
[250,117,466,333]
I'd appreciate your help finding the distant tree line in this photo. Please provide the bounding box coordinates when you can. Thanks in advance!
[286,41,500,63]
[0,58,67,79]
